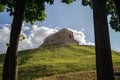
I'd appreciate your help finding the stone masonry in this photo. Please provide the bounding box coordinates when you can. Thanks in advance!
[42,28,79,45]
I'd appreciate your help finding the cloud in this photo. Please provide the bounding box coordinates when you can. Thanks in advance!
[19,25,58,50]
[68,28,94,45]
[22,24,30,31]
[0,24,94,54]
[0,25,10,53]
[68,28,86,45]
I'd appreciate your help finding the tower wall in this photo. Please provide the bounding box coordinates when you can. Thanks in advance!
[42,29,79,45]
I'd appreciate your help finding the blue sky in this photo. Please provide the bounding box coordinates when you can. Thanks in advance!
[36,0,94,42]
[37,0,120,51]
[0,0,120,53]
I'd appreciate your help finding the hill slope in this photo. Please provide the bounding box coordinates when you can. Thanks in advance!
[0,45,120,80]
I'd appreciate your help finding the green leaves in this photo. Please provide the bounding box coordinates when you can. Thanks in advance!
[81,0,120,32]
[0,0,15,16]
[110,14,120,32]
[81,0,89,6]
[61,0,76,4]
[20,34,25,41]
[24,0,52,24]
[6,43,10,47]
[0,0,76,24]
[0,4,5,12]
[46,0,54,4]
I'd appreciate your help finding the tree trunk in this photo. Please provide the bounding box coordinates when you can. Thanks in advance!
[92,0,115,80]
[113,0,120,22]
[2,0,25,80]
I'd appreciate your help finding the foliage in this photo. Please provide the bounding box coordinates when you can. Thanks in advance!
[61,0,76,4]
[0,0,76,80]
[0,4,5,12]
[0,0,76,24]
[25,0,53,24]
[19,34,25,41]
[0,45,120,80]
[2,0,119,30]
[81,0,120,32]
[6,43,10,47]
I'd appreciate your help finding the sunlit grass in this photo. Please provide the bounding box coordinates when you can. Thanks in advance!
[0,44,120,80]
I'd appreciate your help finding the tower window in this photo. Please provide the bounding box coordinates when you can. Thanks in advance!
[69,34,72,38]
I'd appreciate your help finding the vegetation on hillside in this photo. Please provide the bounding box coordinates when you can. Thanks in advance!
[37,68,120,80]
[0,45,120,80]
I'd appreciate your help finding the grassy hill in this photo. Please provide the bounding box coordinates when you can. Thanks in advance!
[0,44,120,80]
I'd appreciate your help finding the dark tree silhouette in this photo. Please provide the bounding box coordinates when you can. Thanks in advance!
[92,0,115,80]
[0,5,5,12]
[2,0,26,80]
[0,0,76,80]
[113,0,120,22]
[82,0,120,32]
[81,0,120,79]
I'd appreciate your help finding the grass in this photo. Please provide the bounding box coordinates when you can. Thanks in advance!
[0,44,120,80]
[36,71,97,80]
[0,54,4,80]
[37,68,120,80]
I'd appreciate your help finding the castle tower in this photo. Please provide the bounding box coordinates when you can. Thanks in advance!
[42,28,79,45]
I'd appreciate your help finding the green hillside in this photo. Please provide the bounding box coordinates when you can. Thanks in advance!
[0,44,120,80]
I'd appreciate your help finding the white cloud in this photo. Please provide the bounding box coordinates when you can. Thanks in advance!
[68,28,86,45]
[22,24,30,31]
[0,26,10,53]
[68,28,94,45]
[19,25,58,50]
[0,24,94,54]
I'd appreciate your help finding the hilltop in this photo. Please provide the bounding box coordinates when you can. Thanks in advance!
[0,44,120,80]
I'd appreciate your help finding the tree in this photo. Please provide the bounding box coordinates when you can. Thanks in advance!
[82,0,120,79]
[0,0,76,80]
[112,0,120,31]
[82,0,120,32]
[113,0,120,21]
[0,4,5,12]
[2,0,26,80]
[92,0,115,79]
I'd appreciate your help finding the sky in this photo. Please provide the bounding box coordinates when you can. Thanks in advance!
[0,0,120,53]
